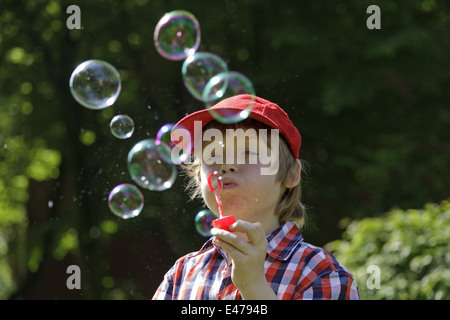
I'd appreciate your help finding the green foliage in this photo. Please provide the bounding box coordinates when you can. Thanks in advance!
[326,201,450,300]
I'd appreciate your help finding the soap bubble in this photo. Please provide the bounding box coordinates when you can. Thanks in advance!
[108,183,144,219]
[127,139,176,191]
[69,59,121,110]
[195,209,218,237]
[156,123,189,164]
[167,123,192,164]
[182,52,228,101]
[154,10,201,61]
[110,114,135,139]
[156,123,175,148]
[203,71,255,123]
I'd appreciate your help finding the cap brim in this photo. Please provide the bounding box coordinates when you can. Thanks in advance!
[171,106,281,153]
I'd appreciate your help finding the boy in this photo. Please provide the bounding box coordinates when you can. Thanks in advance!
[153,94,359,300]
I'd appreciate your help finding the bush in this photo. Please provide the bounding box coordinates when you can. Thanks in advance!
[325,200,450,300]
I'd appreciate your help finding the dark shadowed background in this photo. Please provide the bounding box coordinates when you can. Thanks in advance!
[0,0,448,299]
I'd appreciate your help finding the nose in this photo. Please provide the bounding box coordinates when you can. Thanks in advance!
[219,163,238,175]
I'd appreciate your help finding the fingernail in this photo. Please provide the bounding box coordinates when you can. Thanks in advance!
[210,228,218,235]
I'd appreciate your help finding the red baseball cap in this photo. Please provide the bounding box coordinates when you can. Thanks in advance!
[171,94,302,159]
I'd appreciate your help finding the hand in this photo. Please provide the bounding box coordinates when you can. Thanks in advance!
[211,220,278,300]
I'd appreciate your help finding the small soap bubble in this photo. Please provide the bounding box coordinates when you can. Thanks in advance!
[202,71,255,123]
[154,10,201,61]
[155,123,175,148]
[182,52,228,101]
[69,59,121,110]
[195,209,218,237]
[168,123,192,164]
[108,183,144,219]
[110,114,135,139]
[127,139,176,191]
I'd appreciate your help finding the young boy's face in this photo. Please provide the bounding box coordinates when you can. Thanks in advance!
[199,127,284,232]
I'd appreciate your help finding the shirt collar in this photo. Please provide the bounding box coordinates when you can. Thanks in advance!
[194,237,232,264]
[266,221,304,261]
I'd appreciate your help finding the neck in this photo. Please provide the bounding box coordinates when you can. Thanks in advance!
[254,214,280,235]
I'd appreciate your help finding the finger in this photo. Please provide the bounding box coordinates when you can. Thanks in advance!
[230,221,266,246]
[211,228,252,254]
[214,238,246,261]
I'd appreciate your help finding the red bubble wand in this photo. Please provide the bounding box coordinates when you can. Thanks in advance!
[207,171,236,232]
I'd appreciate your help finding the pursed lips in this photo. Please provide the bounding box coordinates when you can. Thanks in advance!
[220,177,238,189]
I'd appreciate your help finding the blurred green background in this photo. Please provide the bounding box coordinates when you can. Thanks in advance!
[0,0,449,299]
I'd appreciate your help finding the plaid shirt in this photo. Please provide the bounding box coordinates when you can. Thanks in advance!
[153,221,359,300]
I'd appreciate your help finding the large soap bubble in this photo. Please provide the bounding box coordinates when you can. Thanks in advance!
[182,52,228,101]
[154,10,201,61]
[127,139,176,191]
[69,59,121,110]
[203,71,255,123]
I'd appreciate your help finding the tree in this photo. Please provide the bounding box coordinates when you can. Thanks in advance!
[0,0,449,299]
[326,201,450,299]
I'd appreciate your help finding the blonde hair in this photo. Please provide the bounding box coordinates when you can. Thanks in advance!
[181,119,307,228]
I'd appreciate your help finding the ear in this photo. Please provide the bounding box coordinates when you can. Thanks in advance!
[283,159,302,188]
